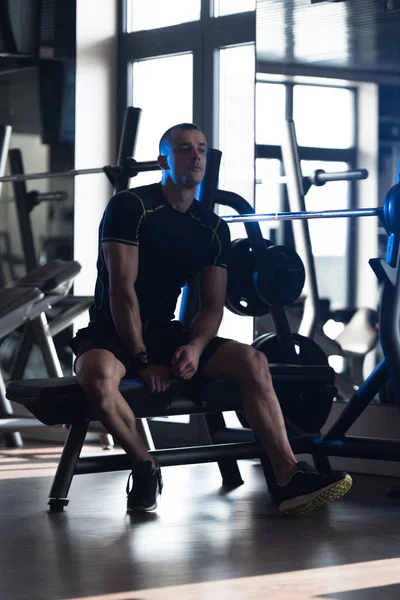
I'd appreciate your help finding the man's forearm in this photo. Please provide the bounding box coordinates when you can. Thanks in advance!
[110,290,146,357]
[189,307,224,353]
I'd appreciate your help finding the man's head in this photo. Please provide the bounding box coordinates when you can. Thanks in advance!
[158,123,207,188]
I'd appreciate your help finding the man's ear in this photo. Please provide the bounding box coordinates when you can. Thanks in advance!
[158,155,169,171]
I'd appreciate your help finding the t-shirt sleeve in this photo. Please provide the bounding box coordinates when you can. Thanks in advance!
[209,217,231,269]
[101,190,146,247]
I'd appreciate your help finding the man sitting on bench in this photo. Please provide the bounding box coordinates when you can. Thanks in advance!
[69,123,352,515]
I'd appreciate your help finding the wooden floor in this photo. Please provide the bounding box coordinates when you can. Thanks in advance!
[1,442,400,600]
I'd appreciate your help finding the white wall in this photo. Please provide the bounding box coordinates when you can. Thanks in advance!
[74,0,117,319]
[356,83,379,309]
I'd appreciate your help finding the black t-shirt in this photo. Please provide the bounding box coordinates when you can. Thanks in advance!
[89,182,231,326]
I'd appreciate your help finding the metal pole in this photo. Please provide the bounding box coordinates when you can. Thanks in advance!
[8,149,38,272]
[0,124,12,288]
[0,160,160,184]
[0,165,106,183]
[30,314,64,378]
[115,107,141,193]
[222,207,381,224]
[0,125,11,195]
[0,371,23,447]
[281,119,320,339]
[310,168,368,185]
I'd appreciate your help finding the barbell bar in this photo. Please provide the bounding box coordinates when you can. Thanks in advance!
[276,168,369,186]
[0,160,368,187]
[0,191,67,204]
[0,159,160,184]
[222,207,382,224]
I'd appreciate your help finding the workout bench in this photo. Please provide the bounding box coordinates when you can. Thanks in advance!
[6,364,334,511]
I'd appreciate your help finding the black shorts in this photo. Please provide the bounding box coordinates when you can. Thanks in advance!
[69,320,232,377]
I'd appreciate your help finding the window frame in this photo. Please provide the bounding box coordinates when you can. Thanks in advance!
[255,77,358,307]
[118,0,255,149]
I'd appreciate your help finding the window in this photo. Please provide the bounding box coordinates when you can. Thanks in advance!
[218,43,255,344]
[214,0,256,17]
[302,160,351,308]
[127,0,201,32]
[255,158,282,241]
[132,53,193,187]
[293,85,354,149]
[255,77,356,309]
[218,44,255,239]
[256,83,286,146]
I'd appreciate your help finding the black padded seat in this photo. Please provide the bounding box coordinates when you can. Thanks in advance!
[13,260,82,294]
[6,364,335,426]
[0,287,44,337]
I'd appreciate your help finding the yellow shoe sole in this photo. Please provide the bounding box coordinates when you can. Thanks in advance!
[279,474,353,515]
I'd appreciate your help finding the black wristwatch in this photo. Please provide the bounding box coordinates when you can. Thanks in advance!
[135,352,150,370]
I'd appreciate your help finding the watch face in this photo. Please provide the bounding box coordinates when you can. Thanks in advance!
[137,352,149,366]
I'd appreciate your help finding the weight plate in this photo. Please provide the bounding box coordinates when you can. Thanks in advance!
[255,245,305,307]
[236,333,333,433]
[225,238,271,317]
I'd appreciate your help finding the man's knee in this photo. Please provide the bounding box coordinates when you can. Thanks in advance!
[239,346,270,384]
[76,351,122,415]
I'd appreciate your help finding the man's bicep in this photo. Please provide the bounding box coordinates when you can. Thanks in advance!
[102,191,145,246]
[212,219,231,269]
[200,266,227,310]
[103,242,139,293]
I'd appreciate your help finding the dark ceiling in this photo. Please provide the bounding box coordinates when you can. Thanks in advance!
[257,0,400,76]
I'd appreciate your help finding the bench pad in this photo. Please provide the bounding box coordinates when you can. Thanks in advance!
[15,260,81,294]
[6,364,335,426]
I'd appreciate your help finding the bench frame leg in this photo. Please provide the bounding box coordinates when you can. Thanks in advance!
[48,420,89,512]
[260,454,277,501]
[203,413,244,487]
[0,371,23,448]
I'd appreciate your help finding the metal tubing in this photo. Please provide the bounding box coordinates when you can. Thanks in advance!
[8,149,38,272]
[322,359,389,441]
[282,119,320,339]
[216,189,266,253]
[75,441,265,474]
[115,107,141,193]
[0,160,160,184]
[310,169,369,185]
[0,371,23,447]
[0,124,12,288]
[48,296,93,337]
[0,124,11,194]
[30,314,64,378]
[312,436,400,462]
[35,191,68,202]
[379,266,400,407]
[48,421,90,501]
[222,207,381,224]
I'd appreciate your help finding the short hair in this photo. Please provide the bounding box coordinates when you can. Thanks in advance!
[159,123,202,154]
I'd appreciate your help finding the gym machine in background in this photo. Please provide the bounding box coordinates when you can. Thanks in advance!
[0,107,160,449]
[252,119,379,401]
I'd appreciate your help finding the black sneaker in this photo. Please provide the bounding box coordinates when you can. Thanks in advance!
[276,461,352,515]
[126,459,163,512]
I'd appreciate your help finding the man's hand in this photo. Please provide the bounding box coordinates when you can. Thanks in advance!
[138,365,171,394]
[171,344,201,380]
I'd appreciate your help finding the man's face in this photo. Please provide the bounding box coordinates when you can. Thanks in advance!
[161,128,207,188]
